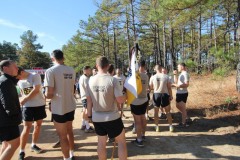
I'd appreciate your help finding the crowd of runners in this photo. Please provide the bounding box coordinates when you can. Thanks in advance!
[0,49,190,160]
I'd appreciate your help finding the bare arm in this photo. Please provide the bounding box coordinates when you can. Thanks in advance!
[45,86,54,99]
[87,96,93,118]
[20,84,41,105]
[167,82,173,100]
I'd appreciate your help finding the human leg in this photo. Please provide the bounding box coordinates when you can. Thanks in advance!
[20,121,32,151]
[97,135,107,160]
[53,121,70,158]
[114,129,127,160]
[0,137,20,160]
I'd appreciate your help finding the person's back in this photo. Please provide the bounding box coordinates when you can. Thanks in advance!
[88,73,120,122]
[151,73,170,94]
[45,64,76,115]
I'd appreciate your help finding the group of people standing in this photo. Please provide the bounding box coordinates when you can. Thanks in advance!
[0,49,190,160]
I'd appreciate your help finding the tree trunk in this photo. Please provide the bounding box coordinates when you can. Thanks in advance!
[197,9,202,74]
[156,24,162,66]
[163,22,167,67]
[113,27,117,67]
[169,26,176,70]
[130,0,137,41]
[181,27,185,60]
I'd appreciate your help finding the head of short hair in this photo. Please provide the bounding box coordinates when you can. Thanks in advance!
[140,60,146,67]
[96,56,109,69]
[179,63,186,68]
[108,64,114,74]
[83,66,91,71]
[0,60,14,72]
[155,64,162,71]
[51,49,64,60]
[17,67,24,75]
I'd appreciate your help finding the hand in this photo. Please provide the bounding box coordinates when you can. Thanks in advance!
[20,98,27,106]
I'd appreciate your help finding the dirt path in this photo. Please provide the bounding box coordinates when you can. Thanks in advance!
[4,100,239,160]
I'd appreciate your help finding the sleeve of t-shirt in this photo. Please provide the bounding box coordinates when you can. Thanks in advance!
[85,77,91,97]
[33,74,42,86]
[113,77,123,97]
[184,73,190,83]
[44,69,54,87]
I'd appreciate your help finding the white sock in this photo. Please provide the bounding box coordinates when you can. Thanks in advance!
[70,150,74,158]
[31,143,35,147]
[85,121,90,129]
[82,119,86,126]
[20,149,25,153]
[64,158,71,160]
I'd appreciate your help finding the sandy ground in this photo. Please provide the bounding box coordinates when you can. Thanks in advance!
[4,99,240,160]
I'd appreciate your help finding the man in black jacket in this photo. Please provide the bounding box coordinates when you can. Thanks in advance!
[0,60,22,160]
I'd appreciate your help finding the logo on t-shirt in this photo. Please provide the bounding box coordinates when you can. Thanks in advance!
[63,73,73,79]
[23,87,33,95]
[93,86,106,92]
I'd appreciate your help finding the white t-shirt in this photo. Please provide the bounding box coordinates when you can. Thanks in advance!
[79,74,89,100]
[18,73,45,107]
[177,71,190,94]
[44,64,76,115]
[87,73,123,122]
[113,75,125,91]
[149,73,170,94]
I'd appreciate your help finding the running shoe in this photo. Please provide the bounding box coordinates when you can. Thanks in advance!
[176,123,189,128]
[85,127,95,133]
[155,126,160,132]
[31,145,43,153]
[108,138,115,143]
[131,139,144,147]
[52,140,60,148]
[80,125,86,130]
[18,152,25,160]
[169,125,174,132]
[159,113,167,119]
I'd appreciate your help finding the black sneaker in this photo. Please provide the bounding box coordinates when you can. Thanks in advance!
[108,138,115,143]
[176,123,189,128]
[85,126,95,133]
[31,145,43,153]
[52,140,60,148]
[18,152,25,160]
[142,136,146,142]
[131,139,144,147]
[159,113,167,119]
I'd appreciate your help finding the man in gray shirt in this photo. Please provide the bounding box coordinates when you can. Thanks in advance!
[44,50,76,160]
[87,56,127,160]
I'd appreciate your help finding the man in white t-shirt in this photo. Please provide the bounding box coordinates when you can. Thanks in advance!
[16,68,46,160]
[79,66,94,133]
[130,61,149,147]
[149,65,174,132]
[87,56,127,160]
[172,63,190,128]
[113,68,126,117]
[44,50,76,160]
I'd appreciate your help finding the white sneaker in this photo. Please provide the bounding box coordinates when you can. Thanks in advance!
[155,126,159,132]
[169,125,174,132]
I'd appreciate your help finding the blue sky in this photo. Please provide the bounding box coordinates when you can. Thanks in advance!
[0,0,98,53]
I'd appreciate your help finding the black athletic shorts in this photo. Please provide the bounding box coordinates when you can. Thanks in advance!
[153,93,170,108]
[93,118,124,139]
[22,105,47,121]
[82,99,87,108]
[52,110,75,123]
[130,101,148,115]
[176,93,188,103]
[0,126,20,142]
